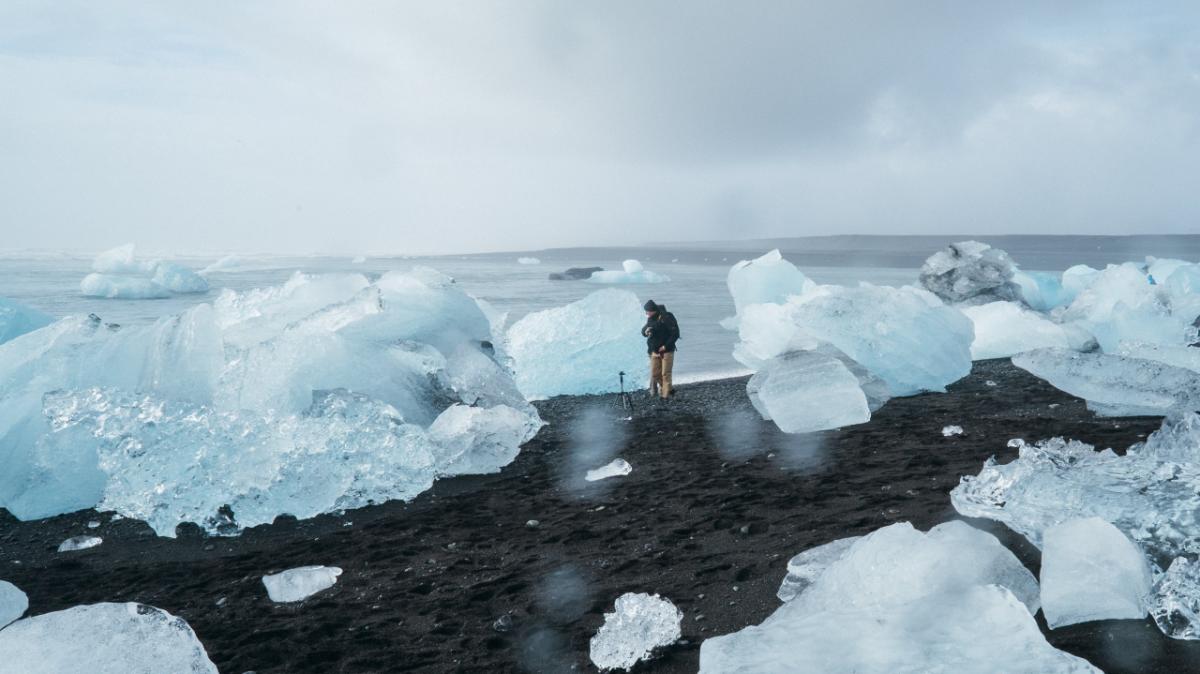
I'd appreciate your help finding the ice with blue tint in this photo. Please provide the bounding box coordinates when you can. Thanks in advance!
[776,536,861,602]
[747,350,871,434]
[92,243,149,274]
[725,249,813,316]
[1013,347,1200,416]
[152,262,210,293]
[506,289,648,399]
[80,273,172,299]
[1061,264,1101,304]
[0,580,27,629]
[0,268,543,535]
[587,259,670,284]
[963,301,1070,360]
[951,412,1200,562]
[700,521,1092,674]
[263,566,342,602]
[0,297,53,345]
[1013,270,1071,311]
[1061,262,1198,352]
[81,244,209,298]
[919,240,1022,305]
[1117,341,1200,374]
[1039,517,1153,628]
[0,602,218,674]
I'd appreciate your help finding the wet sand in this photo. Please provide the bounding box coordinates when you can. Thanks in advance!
[1,359,1195,673]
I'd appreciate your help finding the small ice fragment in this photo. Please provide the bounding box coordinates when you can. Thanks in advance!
[1040,517,1152,628]
[262,566,342,603]
[586,458,632,482]
[942,425,964,437]
[589,592,682,671]
[0,602,218,673]
[0,580,28,629]
[87,520,100,529]
[985,380,998,387]
[58,536,102,552]
[777,536,862,602]
[517,257,541,265]
[526,519,540,528]
[1149,557,1200,639]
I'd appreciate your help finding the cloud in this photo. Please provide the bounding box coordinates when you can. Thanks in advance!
[0,1,1197,254]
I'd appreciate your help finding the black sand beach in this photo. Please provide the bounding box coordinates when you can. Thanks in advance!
[1,359,1195,673]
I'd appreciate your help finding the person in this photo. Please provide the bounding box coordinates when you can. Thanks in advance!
[642,300,680,398]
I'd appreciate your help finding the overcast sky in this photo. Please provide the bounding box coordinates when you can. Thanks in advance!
[1,2,1198,255]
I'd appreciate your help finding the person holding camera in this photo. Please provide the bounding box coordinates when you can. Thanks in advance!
[642,300,680,399]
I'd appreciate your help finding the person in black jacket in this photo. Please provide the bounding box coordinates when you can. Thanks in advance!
[642,300,680,398]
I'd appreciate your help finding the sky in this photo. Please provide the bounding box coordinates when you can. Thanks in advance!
[1,1,1198,255]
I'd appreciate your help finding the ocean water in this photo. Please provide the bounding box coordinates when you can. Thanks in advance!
[2,235,1196,383]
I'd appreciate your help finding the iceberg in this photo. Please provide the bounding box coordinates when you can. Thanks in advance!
[199,254,244,274]
[589,592,682,672]
[92,243,150,274]
[0,602,218,674]
[1060,262,1193,352]
[0,268,543,536]
[962,301,1070,360]
[80,273,171,299]
[0,580,27,629]
[776,536,861,602]
[0,297,53,345]
[505,289,648,399]
[83,245,209,298]
[700,522,1087,674]
[152,262,210,294]
[58,535,103,552]
[1012,347,1200,416]
[262,566,342,602]
[918,241,1022,305]
[549,266,604,281]
[951,412,1200,562]
[517,256,541,265]
[586,458,632,482]
[725,249,812,316]
[746,350,870,434]
[587,259,669,284]
[1150,557,1200,639]
[1039,517,1153,628]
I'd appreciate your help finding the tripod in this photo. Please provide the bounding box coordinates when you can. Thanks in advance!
[617,371,634,414]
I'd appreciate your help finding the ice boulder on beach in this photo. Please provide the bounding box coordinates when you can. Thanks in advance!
[962,301,1070,360]
[0,602,218,673]
[506,289,648,399]
[919,241,1022,305]
[1013,347,1200,416]
[700,521,1086,674]
[746,350,871,433]
[0,580,27,629]
[80,273,171,299]
[1040,517,1153,628]
[587,259,669,284]
[776,536,861,602]
[0,297,53,345]
[263,566,342,602]
[589,592,682,672]
[586,458,632,482]
[726,249,812,316]
[1149,557,1200,639]
[58,535,102,552]
[1060,262,1197,351]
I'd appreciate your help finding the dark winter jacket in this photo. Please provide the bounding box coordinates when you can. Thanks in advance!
[643,307,680,354]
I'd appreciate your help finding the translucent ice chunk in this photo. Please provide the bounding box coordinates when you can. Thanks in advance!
[942,425,964,437]
[1061,262,1192,351]
[57,535,102,552]
[586,458,632,482]
[506,289,649,399]
[1040,517,1153,628]
[1149,557,1200,639]
[746,350,870,433]
[1013,347,1200,416]
[776,536,861,602]
[1060,264,1101,304]
[586,259,670,284]
[262,566,342,602]
[0,602,218,673]
[726,250,812,316]
[80,273,171,299]
[0,297,53,345]
[1117,340,1200,374]
[152,262,209,294]
[962,301,1070,360]
[918,241,1022,305]
[589,592,682,671]
[0,580,27,629]
[1013,270,1072,312]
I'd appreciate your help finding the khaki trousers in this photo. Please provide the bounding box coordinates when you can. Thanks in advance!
[649,351,674,398]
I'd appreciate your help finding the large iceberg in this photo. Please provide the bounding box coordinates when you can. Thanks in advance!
[0,602,218,673]
[1039,517,1153,628]
[699,521,1095,674]
[589,592,682,671]
[0,268,543,535]
[0,580,27,629]
[505,289,648,399]
[746,350,871,434]
[80,273,172,299]
[81,244,209,298]
[587,259,669,284]
[0,298,53,345]
[918,241,1022,305]
[963,301,1071,360]
[1012,347,1200,416]
[725,249,812,316]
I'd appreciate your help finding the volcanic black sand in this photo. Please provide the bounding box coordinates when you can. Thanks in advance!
[2,359,1197,673]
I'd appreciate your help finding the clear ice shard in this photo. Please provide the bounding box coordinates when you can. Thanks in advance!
[918,240,1022,305]
[700,522,1095,674]
[0,268,543,536]
[586,259,670,284]
[0,602,218,673]
[1039,517,1153,628]
[725,249,812,317]
[776,536,861,602]
[1150,557,1200,639]
[586,458,632,482]
[1012,347,1200,416]
[506,289,649,399]
[962,301,1070,360]
[0,580,27,629]
[262,566,342,602]
[746,350,870,433]
[589,592,682,671]
[951,412,1200,562]
[0,297,53,345]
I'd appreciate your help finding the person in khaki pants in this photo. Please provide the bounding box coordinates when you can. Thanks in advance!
[642,300,680,399]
